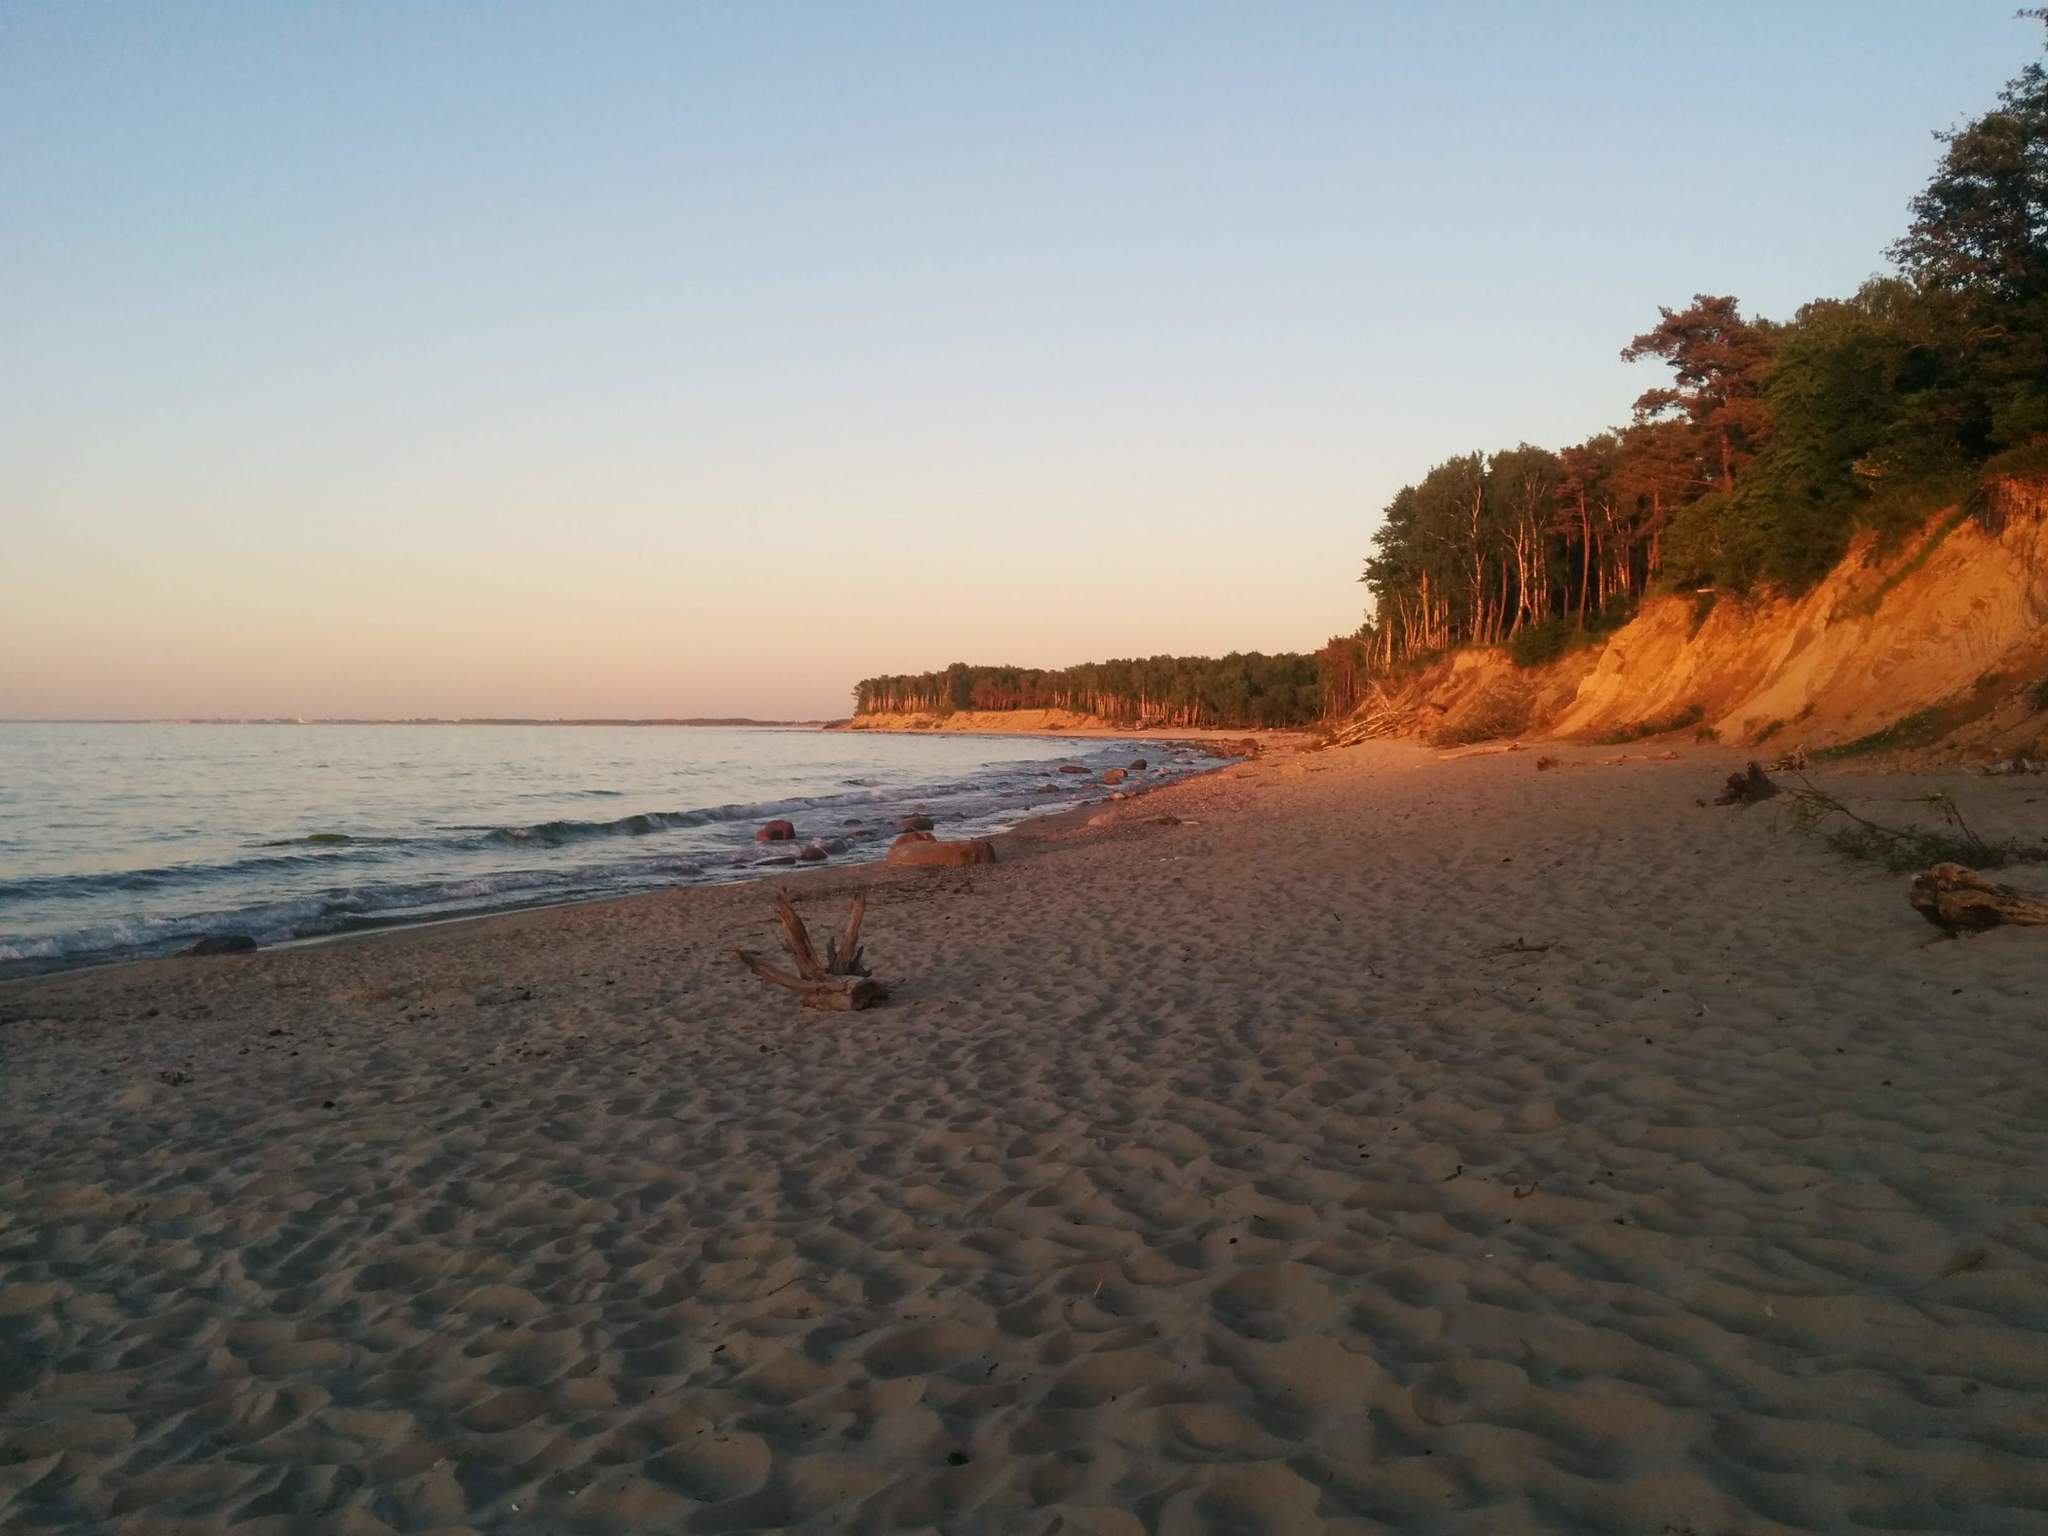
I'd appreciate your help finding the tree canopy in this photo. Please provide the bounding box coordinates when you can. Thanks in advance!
[853,653,1322,729]
[1337,12,2048,680]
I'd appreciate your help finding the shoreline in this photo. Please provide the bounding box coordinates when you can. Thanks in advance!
[0,740,1262,989]
[7,738,2047,1532]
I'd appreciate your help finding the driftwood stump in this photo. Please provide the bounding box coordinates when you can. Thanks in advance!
[1716,762,1779,805]
[1908,863,2048,934]
[736,889,888,1009]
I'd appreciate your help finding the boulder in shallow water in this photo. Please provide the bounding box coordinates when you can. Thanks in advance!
[1056,764,1089,775]
[799,844,829,862]
[1128,758,1147,771]
[1100,768,1127,785]
[896,814,934,832]
[183,934,257,957]
[755,819,796,842]
[886,836,996,868]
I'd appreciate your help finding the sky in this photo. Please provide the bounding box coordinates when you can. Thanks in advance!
[1,2,2034,720]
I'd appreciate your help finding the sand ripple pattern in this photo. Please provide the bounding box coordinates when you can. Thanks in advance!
[4,742,2047,1533]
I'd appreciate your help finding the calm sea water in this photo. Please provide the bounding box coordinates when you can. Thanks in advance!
[0,724,1210,975]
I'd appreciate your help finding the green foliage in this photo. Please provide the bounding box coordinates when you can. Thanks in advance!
[1507,601,1633,669]
[1434,708,1520,748]
[1433,685,1532,746]
[1365,444,1597,662]
[1690,589,1718,631]
[1782,782,2048,872]
[1888,11,2048,458]
[1621,294,1778,494]
[1507,616,1579,669]
[1751,718,1785,744]
[1656,285,1984,592]
[1368,16,2048,637]
[1694,725,1721,743]
[1811,707,1950,759]
[1597,704,1704,744]
[853,653,1323,729]
[1982,440,2048,483]
[1860,472,1979,552]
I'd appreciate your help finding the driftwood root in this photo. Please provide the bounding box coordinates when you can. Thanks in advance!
[737,888,888,1008]
[1716,762,1779,805]
[1908,863,2048,934]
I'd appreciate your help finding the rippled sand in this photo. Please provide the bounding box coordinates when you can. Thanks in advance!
[4,739,2047,1534]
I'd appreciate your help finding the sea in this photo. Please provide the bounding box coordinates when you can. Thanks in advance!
[0,723,1216,977]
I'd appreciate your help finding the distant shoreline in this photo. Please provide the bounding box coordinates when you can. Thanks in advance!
[835,708,1282,741]
[0,717,838,728]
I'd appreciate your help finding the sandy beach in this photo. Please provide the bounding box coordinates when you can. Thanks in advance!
[4,739,2047,1534]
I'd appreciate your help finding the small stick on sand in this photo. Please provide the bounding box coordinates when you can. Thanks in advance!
[737,889,888,1009]
[1437,741,1524,762]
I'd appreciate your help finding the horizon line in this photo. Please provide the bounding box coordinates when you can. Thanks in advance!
[0,715,841,727]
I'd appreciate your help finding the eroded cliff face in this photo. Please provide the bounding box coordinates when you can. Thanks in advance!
[1370,479,2048,758]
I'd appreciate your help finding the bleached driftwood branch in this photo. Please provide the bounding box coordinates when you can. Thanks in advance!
[736,889,887,1010]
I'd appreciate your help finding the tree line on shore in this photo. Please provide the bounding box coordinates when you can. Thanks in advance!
[1321,14,2048,710]
[851,655,1324,728]
[858,18,2047,731]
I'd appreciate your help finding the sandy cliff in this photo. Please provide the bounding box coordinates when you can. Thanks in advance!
[845,482,2048,760]
[1376,478,2048,758]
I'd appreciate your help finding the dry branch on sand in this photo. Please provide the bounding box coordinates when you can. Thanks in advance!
[736,889,889,1010]
[1436,741,1525,762]
[1713,766,2048,932]
[1482,937,1552,958]
[1908,864,2048,934]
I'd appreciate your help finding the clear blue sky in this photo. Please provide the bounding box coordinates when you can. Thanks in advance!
[2,2,2031,718]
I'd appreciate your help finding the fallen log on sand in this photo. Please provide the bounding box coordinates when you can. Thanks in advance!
[1908,864,2048,934]
[736,889,888,1009]
[1436,741,1524,762]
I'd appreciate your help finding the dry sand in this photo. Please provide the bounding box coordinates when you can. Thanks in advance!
[3,739,2047,1535]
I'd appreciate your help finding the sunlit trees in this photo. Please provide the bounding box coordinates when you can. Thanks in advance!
[1889,8,2048,453]
[868,20,2048,722]
[1358,14,2047,656]
[852,653,1323,729]
[1620,295,1777,496]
